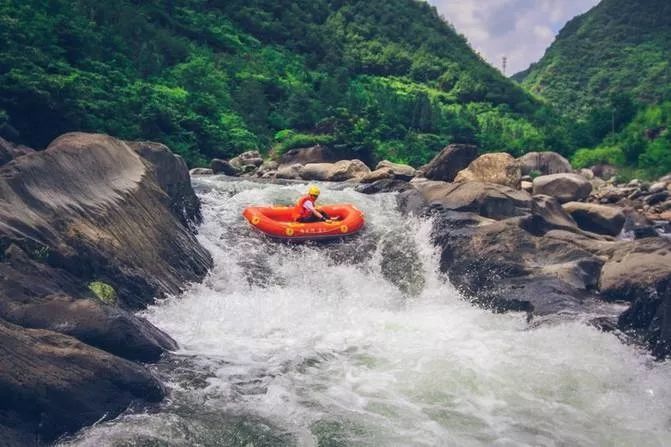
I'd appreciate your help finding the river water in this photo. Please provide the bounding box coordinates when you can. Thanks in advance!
[62,177,671,446]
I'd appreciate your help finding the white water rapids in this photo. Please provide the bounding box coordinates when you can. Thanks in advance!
[62,177,671,446]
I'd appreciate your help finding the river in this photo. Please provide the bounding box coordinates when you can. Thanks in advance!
[61,177,671,446]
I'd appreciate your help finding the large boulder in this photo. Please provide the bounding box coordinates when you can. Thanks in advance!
[0,136,34,167]
[532,173,593,203]
[600,239,671,357]
[432,212,606,317]
[360,167,394,183]
[229,150,263,173]
[300,159,370,182]
[562,202,625,236]
[376,160,416,180]
[600,239,671,302]
[517,151,573,176]
[591,164,618,180]
[0,320,165,445]
[0,244,176,362]
[210,158,240,176]
[279,145,337,165]
[276,163,303,180]
[454,152,522,188]
[129,141,202,226]
[414,181,532,220]
[423,144,478,182]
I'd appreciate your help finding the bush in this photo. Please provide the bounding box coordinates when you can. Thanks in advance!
[571,146,625,169]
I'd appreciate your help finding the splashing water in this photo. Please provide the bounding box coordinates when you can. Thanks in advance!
[61,177,671,447]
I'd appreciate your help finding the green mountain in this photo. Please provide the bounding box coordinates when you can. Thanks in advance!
[0,0,566,166]
[518,0,671,117]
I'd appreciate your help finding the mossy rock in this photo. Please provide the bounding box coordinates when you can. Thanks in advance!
[88,281,117,305]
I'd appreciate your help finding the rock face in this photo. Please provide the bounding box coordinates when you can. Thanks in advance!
[415,181,532,220]
[423,144,478,182]
[0,133,212,442]
[454,152,522,188]
[562,202,625,236]
[0,320,165,446]
[532,173,593,203]
[0,136,34,167]
[517,151,572,176]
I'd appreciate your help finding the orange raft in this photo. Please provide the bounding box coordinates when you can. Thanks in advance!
[243,204,365,240]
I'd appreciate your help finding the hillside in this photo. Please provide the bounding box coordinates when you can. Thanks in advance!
[518,0,671,118]
[0,0,567,166]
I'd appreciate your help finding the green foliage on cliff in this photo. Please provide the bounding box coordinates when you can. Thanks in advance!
[518,0,671,117]
[572,101,671,179]
[0,0,566,166]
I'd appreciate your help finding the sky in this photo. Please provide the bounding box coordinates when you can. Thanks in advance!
[427,0,600,75]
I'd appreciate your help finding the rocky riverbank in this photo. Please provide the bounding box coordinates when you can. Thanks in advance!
[196,145,671,359]
[0,133,212,445]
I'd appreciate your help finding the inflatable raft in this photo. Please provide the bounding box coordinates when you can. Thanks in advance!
[243,204,365,240]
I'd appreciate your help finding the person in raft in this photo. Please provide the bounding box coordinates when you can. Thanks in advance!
[294,185,331,223]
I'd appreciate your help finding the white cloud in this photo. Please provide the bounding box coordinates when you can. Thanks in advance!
[427,0,600,75]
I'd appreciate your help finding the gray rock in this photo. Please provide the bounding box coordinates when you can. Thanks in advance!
[562,202,625,236]
[376,160,417,180]
[532,173,593,203]
[455,152,522,188]
[591,164,618,180]
[300,159,370,182]
[415,181,532,220]
[423,144,478,182]
[644,191,669,205]
[276,163,303,179]
[517,151,572,176]
[356,179,412,194]
[190,168,214,176]
[210,158,240,176]
[649,181,668,194]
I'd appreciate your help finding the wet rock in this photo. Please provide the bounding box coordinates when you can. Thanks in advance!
[129,141,202,226]
[0,244,176,362]
[415,181,532,220]
[210,158,240,176]
[423,144,478,182]
[0,320,165,445]
[644,191,669,206]
[356,179,412,194]
[532,173,592,203]
[396,188,429,216]
[517,151,572,176]
[455,152,522,188]
[633,226,659,239]
[190,168,214,176]
[562,202,625,236]
[0,132,212,309]
[600,238,671,302]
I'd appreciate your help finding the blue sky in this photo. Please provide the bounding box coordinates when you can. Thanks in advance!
[427,0,600,74]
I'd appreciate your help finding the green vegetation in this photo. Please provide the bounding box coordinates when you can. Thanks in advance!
[0,0,569,166]
[517,0,671,179]
[88,281,118,305]
[572,101,671,179]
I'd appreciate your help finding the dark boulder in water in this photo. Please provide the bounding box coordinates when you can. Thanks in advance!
[0,132,213,443]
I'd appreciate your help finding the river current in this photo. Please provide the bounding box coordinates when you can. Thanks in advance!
[61,177,671,446]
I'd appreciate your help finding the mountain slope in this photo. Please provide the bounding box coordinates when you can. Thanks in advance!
[0,0,565,165]
[518,0,671,117]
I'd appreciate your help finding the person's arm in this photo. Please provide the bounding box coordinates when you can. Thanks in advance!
[304,200,326,220]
